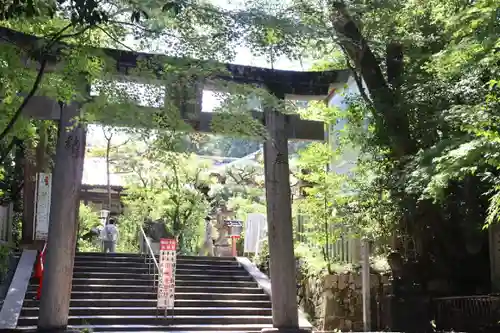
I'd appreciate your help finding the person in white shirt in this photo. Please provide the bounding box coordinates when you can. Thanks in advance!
[199,216,215,256]
[102,218,119,253]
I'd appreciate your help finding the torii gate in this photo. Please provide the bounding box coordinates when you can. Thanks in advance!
[0,26,349,332]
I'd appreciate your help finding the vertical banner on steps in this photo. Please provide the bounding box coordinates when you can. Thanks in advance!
[34,173,52,240]
[158,238,177,310]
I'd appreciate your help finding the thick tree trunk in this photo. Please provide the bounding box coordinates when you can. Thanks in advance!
[386,42,404,87]
[329,2,414,156]
[22,143,36,243]
[12,139,25,217]
[38,103,86,331]
[262,104,301,331]
[36,122,49,172]
[106,137,112,211]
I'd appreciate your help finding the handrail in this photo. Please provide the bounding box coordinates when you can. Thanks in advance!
[139,225,160,291]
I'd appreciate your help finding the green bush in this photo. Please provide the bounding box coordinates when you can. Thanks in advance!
[78,204,102,252]
[0,245,12,281]
[253,238,270,275]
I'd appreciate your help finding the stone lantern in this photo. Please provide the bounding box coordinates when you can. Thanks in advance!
[214,205,235,257]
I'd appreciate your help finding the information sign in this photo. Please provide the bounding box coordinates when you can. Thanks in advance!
[34,173,52,240]
[224,219,243,238]
[157,238,177,309]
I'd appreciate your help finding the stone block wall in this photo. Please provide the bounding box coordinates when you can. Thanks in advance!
[298,272,390,331]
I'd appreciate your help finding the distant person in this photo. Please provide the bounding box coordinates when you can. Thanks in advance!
[199,216,214,256]
[102,218,119,253]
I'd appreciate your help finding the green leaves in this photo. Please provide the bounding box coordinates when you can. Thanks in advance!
[71,0,108,25]
[130,10,149,24]
[0,0,55,20]
[104,134,211,253]
[1,0,109,25]
[161,1,184,16]
[486,187,500,227]
[78,203,102,252]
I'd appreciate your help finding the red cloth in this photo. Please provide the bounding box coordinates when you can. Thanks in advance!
[35,242,47,300]
[36,277,43,300]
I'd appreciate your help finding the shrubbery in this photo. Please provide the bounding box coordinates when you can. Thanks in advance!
[78,204,102,252]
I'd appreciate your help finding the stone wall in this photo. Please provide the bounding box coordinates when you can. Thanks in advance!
[298,272,390,331]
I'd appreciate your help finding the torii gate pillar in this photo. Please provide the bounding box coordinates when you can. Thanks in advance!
[262,91,308,333]
[38,103,86,331]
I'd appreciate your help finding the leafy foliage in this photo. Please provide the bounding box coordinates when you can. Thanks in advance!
[294,142,347,268]
[77,203,101,252]
[278,0,500,296]
[0,245,12,279]
[105,133,211,254]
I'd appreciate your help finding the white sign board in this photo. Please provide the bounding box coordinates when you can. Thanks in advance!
[157,238,177,309]
[244,213,267,254]
[34,173,52,240]
[224,219,243,237]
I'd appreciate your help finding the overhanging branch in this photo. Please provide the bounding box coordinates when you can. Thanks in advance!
[0,137,18,165]
[329,1,415,156]
[0,57,48,144]
[339,46,374,109]
[0,23,89,145]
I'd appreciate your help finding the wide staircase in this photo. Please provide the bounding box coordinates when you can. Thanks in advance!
[17,252,273,332]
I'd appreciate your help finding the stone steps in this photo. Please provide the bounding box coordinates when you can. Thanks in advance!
[21,299,272,308]
[72,272,254,281]
[21,306,273,316]
[73,261,240,270]
[15,323,270,332]
[17,314,273,326]
[16,252,274,332]
[25,291,271,300]
[27,284,265,294]
[62,278,258,287]
[73,266,246,275]
[74,256,238,266]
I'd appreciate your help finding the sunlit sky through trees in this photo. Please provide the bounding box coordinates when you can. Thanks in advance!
[86,0,311,145]
[84,0,315,185]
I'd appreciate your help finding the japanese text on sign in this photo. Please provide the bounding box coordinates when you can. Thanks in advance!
[157,238,177,310]
[224,219,243,238]
[35,173,52,240]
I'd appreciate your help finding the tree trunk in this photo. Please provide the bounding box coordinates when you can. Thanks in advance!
[262,103,301,331]
[36,122,49,173]
[12,139,25,218]
[329,2,414,157]
[106,136,112,212]
[22,142,36,243]
[38,103,86,331]
[75,127,87,254]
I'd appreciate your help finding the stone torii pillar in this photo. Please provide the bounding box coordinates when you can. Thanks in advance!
[261,89,307,333]
[38,102,86,331]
